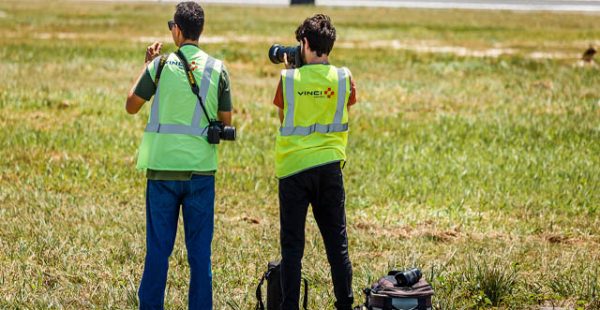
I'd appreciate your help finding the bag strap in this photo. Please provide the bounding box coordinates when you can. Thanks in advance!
[302,278,309,310]
[154,55,168,86]
[255,269,271,310]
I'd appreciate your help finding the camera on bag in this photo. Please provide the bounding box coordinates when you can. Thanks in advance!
[390,268,422,287]
[355,268,434,310]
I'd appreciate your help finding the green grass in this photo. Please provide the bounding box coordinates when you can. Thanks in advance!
[0,1,599,309]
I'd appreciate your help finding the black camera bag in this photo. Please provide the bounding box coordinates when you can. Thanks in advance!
[256,261,308,310]
[359,274,434,310]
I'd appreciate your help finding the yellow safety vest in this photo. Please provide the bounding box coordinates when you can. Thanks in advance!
[275,64,351,178]
[136,45,223,171]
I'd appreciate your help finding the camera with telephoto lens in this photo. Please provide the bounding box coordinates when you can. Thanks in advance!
[207,120,236,144]
[388,268,422,287]
[268,44,303,68]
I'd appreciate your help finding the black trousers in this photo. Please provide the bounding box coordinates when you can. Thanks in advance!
[279,162,353,310]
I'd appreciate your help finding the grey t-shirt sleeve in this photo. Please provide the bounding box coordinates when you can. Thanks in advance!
[218,66,232,112]
[134,68,156,101]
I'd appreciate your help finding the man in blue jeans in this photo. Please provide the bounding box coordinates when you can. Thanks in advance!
[125,2,233,309]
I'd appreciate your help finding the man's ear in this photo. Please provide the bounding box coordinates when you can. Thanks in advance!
[173,25,184,45]
[302,37,310,50]
[176,27,182,42]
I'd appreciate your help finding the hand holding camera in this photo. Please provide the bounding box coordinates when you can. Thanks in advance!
[283,53,293,69]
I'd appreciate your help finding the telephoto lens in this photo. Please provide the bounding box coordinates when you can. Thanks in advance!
[394,268,422,287]
[268,44,303,68]
[220,126,236,141]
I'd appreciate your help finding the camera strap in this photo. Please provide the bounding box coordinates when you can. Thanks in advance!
[154,55,168,86]
[173,49,213,125]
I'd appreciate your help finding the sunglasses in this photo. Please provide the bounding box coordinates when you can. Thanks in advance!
[167,20,176,31]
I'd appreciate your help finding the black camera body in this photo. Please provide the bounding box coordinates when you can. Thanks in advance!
[388,268,422,287]
[268,44,303,68]
[207,120,236,144]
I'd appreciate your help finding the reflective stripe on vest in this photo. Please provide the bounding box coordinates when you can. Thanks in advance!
[144,55,222,136]
[280,67,348,136]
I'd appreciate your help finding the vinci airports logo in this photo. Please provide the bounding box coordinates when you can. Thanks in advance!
[297,87,336,99]
[190,61,199,71]
[165,60,199,72]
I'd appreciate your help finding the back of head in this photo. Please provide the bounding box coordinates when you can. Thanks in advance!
[174,1,205,41]
[295,14,336,57]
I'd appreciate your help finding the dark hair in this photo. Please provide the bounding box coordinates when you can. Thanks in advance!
[174,2,204,40]
[295,14,336,57]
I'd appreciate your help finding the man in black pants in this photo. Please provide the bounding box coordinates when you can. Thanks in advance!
[272,14,357,310]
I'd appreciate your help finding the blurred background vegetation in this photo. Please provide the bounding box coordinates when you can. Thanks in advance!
[0,1,598,308]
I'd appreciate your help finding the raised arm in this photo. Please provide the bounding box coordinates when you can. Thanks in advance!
[125,41,162,114]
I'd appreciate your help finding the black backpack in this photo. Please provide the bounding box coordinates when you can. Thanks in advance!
[255,261,309,310]
[357,272,434,310]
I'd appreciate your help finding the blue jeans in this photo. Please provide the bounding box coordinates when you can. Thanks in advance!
[138,175,215,310]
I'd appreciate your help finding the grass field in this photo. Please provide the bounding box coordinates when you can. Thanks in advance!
[0,1,599,309]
